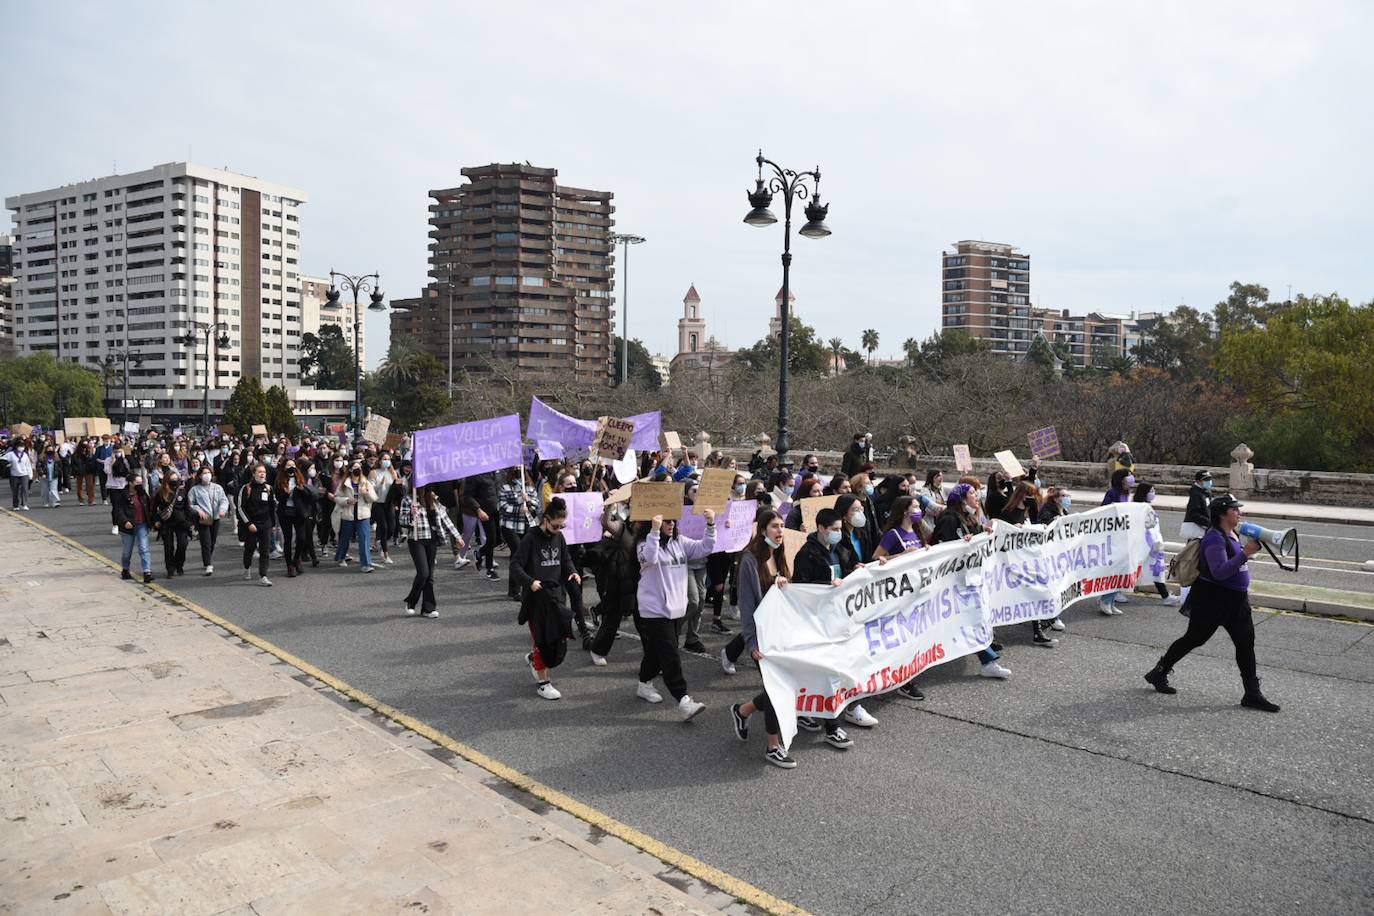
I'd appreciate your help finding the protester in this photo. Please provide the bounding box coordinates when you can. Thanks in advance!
[1097,468,1136,614]
[112,472,154,583]
[498,467,540,600]
[152,467,190,577]
[399,483,465,618]
[588,505,638,665]
[275,460,311,577]
[334,461,378,572]
[1035,486,1071,631]
[368,453,398,566]
[189,464,229,575]
[462,471,501,581]
[75,441,98,506]
[934,484,1012,679]
[237,463,276,586]
[1178,470,1213,605]
[512,496,579,700]
[633,510,715,721]
[39,446,61,508]
[1145,494,1280,712]
[7,439,32,511]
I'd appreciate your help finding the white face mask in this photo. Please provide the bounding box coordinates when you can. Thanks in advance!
[200,473,212,484]
[850,511,867,528]
[764,535,781,549]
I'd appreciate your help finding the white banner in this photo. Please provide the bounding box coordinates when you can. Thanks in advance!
[755,503,1155,750]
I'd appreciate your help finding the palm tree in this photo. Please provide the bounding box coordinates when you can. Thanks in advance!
[828,337,844,375]
[377,340,422,384]
[903,337,920,367]
[861,328,880,365]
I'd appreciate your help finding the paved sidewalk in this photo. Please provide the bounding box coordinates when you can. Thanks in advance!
[1066,489,1374,525]
[0,515,720,915]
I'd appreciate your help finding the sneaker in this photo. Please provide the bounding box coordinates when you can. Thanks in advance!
[589,652,608,667]
[536,681,562,701]
[843,704,878,728]
[453,557,471,570]
[678,695,706,721]
[404,605,418,616]
[797,717,823,732]
[491,560,500,570]
[897,681,925,701]
[383,555,395,566]
[764,746,797,769]
[1049,617,1066,631]
[824,728,854,749]
[1099,598,1119,616]
[1241,692,1280,713]
[484,569,499,581]
[143,572,155,584]
[1162,594,1183,607]
[338,560,349,568]
[204,565,213,576]
[269,549,284,560]
[709,619,731,634]
[719,648,737,676]
[683,641,708,655]
[525,652,540,683]
[243,569,253,581]
[1032,632,1058,648]
[421,610,438,619]
[360,566,375,574]
[990,641,1004,652]
[636,681,663,704]
[727,606,741,621]
[979,660,1012,679]
[730,703,750,741]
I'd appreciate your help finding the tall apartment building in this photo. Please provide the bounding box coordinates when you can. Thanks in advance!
[940,240,1033,357]
[389,163,615,382]
[0,234,15,361]
[301,275,366,368]
[4,162,310,414]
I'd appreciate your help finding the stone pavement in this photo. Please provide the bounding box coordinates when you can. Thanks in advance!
[0,514,727,916]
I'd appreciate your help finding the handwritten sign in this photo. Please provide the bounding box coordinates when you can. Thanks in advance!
[54,431,66,445]
[412,415,524,488]
[561,491,606,545]
[363,413,391,446]
[526,396,662,453]
[122,421,140,435]
[994,449,1026,478]
[593,416,635,462]
[1027,426,1061,460]
[676,500,757,551]
[250,424,268,437]
[797,495,838,533]
[952,443,973,474]
[694,468,736,513]
[629,481,683,521]
[660,430,683,454]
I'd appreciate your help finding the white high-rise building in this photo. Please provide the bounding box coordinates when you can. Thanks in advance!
[5,162,312,417]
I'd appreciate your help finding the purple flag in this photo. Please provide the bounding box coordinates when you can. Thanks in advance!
[561,491,606,545]
[525,397,662,453]
[675,500,757,552]
[413,415,524,487]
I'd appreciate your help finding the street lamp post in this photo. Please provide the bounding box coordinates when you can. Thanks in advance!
[609,233,646,385]
[742,149,832,460]
[110,348,144,431]
[326,270,387,446]
[174,322,232,431]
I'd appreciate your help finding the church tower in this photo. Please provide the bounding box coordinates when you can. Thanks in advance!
[677,284,706,356]
[769,286,797,339]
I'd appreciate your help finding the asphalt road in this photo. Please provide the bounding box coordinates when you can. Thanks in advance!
[25,503,1374,916]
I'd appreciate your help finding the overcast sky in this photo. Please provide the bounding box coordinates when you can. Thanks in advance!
[6,1,1371,367]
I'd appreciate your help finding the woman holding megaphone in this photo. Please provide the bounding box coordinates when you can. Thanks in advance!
[1144,493,1281,712]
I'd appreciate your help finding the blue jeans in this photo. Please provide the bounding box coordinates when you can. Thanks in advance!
[978,648,999,663]
[121,524,151,574]
[335,518,373,568]
[44,479,60,506]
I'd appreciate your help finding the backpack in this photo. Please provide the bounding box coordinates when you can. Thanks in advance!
[1168,539,1202,586]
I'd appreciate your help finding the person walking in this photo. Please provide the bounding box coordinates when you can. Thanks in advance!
[152,468,191,577]
[112,472,154,583]
[588,506,638,665]
[1178,470,1213,605]
[511,497,580,700]
[39,446,61,508]
[498,467,540,600]
[461,471,501,581]
[1144,493,1280,712]
[189,465,230,575]
[333,461,378,572]
[7,439,33,510]
[368,454,398,566]
[76,441,99,506]
[633,510,715,721]
[934,484,1012,679]
[399,483,465,619]
[237,463,276,586]
[274,460,310,577]
[1097,468,1135,615]
[1134,480,1182,606]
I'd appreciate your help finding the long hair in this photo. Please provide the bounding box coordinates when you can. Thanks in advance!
[1131,481,1154,502]
[746,509,790,590]
[1110,468,1131,491]
[883,495,917,532]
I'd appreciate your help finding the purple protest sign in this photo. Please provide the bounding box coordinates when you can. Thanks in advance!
[1027,426,1062,460]
[526,397,662,453]
[413,414,523,487]
[561,491,606,545]
[675,500,756,552]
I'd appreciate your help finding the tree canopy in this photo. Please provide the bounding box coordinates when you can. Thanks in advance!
[299,324,356,390]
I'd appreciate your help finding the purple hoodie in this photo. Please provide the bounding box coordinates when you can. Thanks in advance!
[636,526,718,619]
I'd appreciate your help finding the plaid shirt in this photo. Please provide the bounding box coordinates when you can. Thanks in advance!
[399,495,462,544]
[498,482,540,535]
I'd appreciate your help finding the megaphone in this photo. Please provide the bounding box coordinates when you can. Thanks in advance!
[1238,521,1300,571]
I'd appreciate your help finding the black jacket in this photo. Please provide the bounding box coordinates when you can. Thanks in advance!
[461,472,498,515]
[153,486,192,533]
[792,533,858,584]
[511,526,574,601]
[237,480,276,527]
[1184,484,1211,528]
[111,487,151,530]
[933,508,976,544]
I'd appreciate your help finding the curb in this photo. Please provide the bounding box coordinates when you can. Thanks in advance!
[1,509,809,916]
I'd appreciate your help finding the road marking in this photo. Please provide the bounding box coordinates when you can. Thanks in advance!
[3,509,810,916]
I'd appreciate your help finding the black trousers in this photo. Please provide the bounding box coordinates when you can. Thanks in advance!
[278,507,300,566]
[502,528,523,596]
[406,537,439,612]
[293,515,315,565]
[197,521,219,567]
[725,632,746,664]
[317,501,335,547]
[477,512,498,570]
[590,593,629,658]
[752,690,779,735]
[706,552,733,619]
[242,524,271,576]
[372,502,393,553]
[162,527,189,574]
[634,614,688,701]
[1160,581,1258,689]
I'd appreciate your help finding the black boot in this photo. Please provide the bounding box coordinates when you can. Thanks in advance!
[1241,680,1280,712]
[1144,660,1177,694]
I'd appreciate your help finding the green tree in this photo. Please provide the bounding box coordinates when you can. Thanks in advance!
[299,324,356,389]
[909,329,991,380]
[0,353,105,426]
[1131,305,1215,379]
[735,316,834,375]
[222,375,268,433]
[902,337,921,367]
[364,349,454,432]
[828,337,844,374]
[861,329,880,365]
[610,336,663,389]
[376,339,424,385]
[264,385,300,436]
[1214,281,1275,334]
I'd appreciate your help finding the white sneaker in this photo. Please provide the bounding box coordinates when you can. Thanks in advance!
[1162,594,1183,607]
[536,682,561,701]
[269,549,283,559]
[1099,598,1118,616]
[678,695,706,721]
[979,660,1012,679]
[421,610,438,619]
[525,652,540,683]
[1050,617,1066,631]
[204,565,214,576]
[636,681,663,704]
[259,576,272,587]
[719,647,737,676]
[589,652,608,667]
[405,604,418,616]
[338,560,349,568]
[843,704,879,728]
[453,557,470,570]
[1109,602,1125,615]
[727,606,741,621]
[243,569,253,581]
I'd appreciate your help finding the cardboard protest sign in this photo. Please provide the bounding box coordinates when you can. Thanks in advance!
[412,415,523,488]
[781,529,809,572]
[363,413,391,446]
[994,449,1026,478]
[63,418,88,438]
[797,495,839,533]
[694,468,737,513]
[660,430,683,454]
[12,422,34,439]
[138,416,151,430]
[219,423,237,436]
[561,491,606,545]
[1027,426,1061,460]
[605,483,633,506]
[383,433,404,452]
[676,499,757,552]
[593,416,635,462]
[250,424,268,437]
[88,418,112,436]
[629,481,683,521]
[952,443,973,474]
[54,431,66,445]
